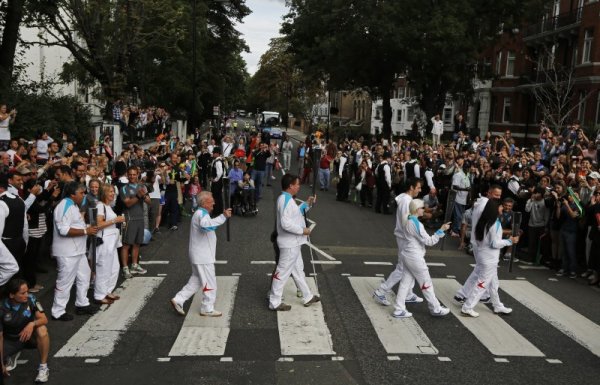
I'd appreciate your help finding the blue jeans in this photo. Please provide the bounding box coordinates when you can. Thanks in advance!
[318,168,330,190]
[560,230,577,273]
[452,202,465,234]
[251,169,265,200]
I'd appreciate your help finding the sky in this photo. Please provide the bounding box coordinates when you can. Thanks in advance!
[237,0,288,75]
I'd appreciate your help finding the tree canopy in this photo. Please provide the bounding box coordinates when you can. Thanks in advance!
[282,0,551,139]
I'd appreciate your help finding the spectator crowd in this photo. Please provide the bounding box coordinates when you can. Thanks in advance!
[0,99,600,381]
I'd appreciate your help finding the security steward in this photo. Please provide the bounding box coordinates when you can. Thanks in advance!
[0,278,50,383]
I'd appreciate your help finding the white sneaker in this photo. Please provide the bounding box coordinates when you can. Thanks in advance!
[461,307,479,318]
[200,310,222,317]
[5,351,20,371]
[392,309,413,318]
[130,263,147,275]
[122,267,132,279]
[170,299,185,315]
[493,306,513,315]
[431,306,450,317]
[296,289,303,298]
[405,294,424,303]
[372,289,391,306]
[35,365,50,383]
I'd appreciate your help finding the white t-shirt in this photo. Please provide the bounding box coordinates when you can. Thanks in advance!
[0,116,10,140]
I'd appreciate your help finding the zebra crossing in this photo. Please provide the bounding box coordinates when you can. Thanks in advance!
[50,274,600,363]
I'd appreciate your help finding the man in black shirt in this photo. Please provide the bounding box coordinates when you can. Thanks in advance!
[251,142,270,201]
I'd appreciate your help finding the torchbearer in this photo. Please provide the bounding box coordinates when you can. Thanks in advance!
[268,174,319,311]
[170,191,232,317]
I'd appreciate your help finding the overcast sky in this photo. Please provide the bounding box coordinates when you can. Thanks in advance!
[237,0,288,75]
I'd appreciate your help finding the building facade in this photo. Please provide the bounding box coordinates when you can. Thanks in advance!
[475,0,600,143]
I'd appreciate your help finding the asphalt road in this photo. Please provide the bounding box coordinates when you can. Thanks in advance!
[8,128,600,385]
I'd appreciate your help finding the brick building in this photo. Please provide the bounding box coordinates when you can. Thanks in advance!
[474,0,600,144]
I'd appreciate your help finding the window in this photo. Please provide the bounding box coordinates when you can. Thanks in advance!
[407,106,415,122]
[583,29,593,63]
[375,106,382,120]
[496,51,503,75]
[397,87,405,99]
[502,97,512,122]
[396,109,403,122]
[578,91,587,122]
[443,108,453,125]
[506,51,516,76]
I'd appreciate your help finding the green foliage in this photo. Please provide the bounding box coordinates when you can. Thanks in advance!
[283,0,552,138]
[5,81,93,148]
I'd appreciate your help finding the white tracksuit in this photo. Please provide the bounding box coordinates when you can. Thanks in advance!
[174,207,227,313]
[52,197,91,317]
[377,193,416,298]
[94,203,121,300]
[462,220,512,311]
[395,216,446,314]
[269,192,315,309]
[456,197,491,299]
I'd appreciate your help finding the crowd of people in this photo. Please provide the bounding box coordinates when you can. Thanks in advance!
[1,98,600,380]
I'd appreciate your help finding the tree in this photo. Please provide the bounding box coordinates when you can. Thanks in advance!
[283,0,550,139]
[528,47,596,133]
[247,37,322,125]
[26,0,250,120]
[0,0,26,100]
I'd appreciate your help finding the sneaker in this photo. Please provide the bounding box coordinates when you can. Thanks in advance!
[122,267,133,279]
[373,289,391,306]
[130,263,147,275]
[453,295,466,304]
[582,269,593,279]
[569,272,577,279]
[392,310,413,318]
[5,351,21,371]
[556,269,565,277]
[170,225,178,231]
[152,228,161,234]
[461,308,479,318]
[304,295,321,307]
[480,297,491,304]
[170,299,185,316]
[405,294,424,303]
[35,365,50,383]
[51,313,74,321]
[296,289,303,298]
[200,310,222,317]
[513,258,520,263]
[75,305,100,315]
[431,306,450,317]
[493,306,513,315]
[270,303,292,311]
[271,175,276,180]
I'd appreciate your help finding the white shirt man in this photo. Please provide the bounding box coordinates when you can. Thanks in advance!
[171,191,231,317]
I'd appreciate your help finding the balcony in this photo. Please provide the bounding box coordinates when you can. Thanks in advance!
[523,7,582,43]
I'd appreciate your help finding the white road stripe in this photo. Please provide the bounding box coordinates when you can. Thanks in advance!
[251,261,276,264]
[169,276,239,356]
[55,277,164,357]
[433,278,544,357]
[215,260,228,264]
[139,260,170,265]
[310,260,342,265]
[278,277,335,356]
[518,265,548,270]
[364,262,393,266]
[426,262,446,267]
[501,280,600,358]
[348,277,438,355]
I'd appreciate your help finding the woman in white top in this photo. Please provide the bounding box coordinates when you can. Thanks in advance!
[0,104,16,151]
[94,184,126,304]
[36,131,54,165]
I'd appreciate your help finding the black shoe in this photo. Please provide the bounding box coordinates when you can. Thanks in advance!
[76,305,100,315]
[304,295,321,307]
[453,295,465,304]
[52,313,74,321]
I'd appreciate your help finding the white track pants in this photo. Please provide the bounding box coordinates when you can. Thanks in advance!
[174,264,217,313]
[462,260,504,311]
[269,246,313,309]
[394,253,442,313]
[52,253,91,318]
[94,232,120,300]
[378,238,416,297]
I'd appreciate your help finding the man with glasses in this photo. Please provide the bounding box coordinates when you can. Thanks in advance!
[119,166,150,279]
